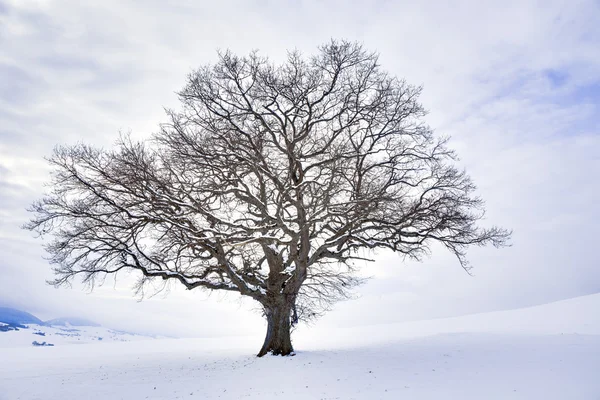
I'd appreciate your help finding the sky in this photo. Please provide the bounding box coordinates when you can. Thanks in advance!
[0,0,599,338]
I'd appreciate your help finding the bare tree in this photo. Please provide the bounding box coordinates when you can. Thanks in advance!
[25,41,510,356]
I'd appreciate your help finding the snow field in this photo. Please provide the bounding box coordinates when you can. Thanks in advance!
[1,293,599,400]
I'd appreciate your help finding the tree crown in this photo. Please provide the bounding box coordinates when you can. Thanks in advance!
[26,40,510,323]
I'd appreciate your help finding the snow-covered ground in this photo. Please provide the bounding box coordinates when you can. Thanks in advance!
[1,294,599,400]
[0,324,153,348]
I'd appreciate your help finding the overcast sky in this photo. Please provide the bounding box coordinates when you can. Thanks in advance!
[1,0,599,338]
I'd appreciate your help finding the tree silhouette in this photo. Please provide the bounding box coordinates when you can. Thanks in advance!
[26,41,510,356]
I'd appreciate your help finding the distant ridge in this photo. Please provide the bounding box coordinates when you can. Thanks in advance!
[45,317,100,327]
[0,307,100,327]
[0,307,43,325]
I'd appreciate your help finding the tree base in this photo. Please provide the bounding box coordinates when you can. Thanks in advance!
[257,305,294,357]
[257,350,296,357]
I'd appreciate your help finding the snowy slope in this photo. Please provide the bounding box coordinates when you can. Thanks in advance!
[0,307,43,325]
[45,317,101,327]
[300,291,600,349]
[0,293,598,400]
[0,323,154,348]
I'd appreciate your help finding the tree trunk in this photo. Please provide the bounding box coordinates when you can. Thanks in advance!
[257,303,294,357]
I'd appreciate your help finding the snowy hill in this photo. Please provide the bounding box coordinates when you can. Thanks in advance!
[0,307,101,328]
[300,291,600,349]
[0,307,153,348]
[45,317,101,327]
[0,307,44,325]
[0,293,598,399]
[0,322,153,348]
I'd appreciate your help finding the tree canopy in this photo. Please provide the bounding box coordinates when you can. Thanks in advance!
[26,40,510,356]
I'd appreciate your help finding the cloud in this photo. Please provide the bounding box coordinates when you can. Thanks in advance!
[0,0,598,336]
